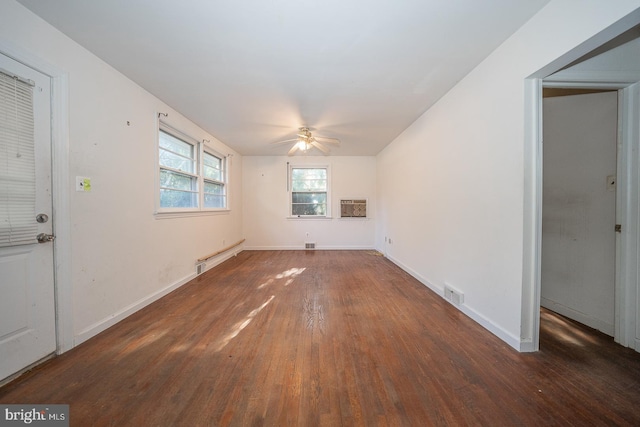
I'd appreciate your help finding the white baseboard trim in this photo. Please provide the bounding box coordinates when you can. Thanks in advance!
[74,250,240,347]
[244,245,376,251]
[541,297,615,336]
[386,254,522,351]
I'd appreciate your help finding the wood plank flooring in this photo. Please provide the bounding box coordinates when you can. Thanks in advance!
[1,250,639,426]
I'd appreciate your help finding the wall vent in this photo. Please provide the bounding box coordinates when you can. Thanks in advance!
[196,262,205,275]
[444,284,464,306]
[305,242,316,250]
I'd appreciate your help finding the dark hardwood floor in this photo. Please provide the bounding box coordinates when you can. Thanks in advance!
[1,250,639,426]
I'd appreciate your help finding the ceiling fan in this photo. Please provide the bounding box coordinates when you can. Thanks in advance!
[272,127,340,156]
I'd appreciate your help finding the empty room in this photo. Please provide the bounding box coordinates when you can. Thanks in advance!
[1,0,640,425]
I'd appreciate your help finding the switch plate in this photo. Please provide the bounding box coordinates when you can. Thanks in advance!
[76,176,91,192]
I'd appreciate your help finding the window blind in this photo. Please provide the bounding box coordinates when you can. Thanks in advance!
[0,69,36,247]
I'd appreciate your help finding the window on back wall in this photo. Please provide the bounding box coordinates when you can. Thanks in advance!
[290,166,330,217]
[158,125,227,213]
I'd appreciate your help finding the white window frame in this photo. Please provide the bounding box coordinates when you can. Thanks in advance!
[202,148,227,209]
[288,164,331,219]
[156,123,228,215]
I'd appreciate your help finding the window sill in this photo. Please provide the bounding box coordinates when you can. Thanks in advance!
[338,217,370,221]
[155,209,230,220]
[286,216,333,220]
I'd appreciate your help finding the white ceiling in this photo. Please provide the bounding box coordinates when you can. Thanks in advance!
[17,0,550,156]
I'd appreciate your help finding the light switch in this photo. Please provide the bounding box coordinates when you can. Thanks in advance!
[76,176,91,192]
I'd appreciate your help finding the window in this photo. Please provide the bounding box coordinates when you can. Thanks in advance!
[0,70,36,246]
[290,167,329,217]
[158,125,227,212]
[203,151,225,208]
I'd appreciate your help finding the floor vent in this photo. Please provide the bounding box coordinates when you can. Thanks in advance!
[305,242,316,250]
[196,262,205,275]
[444,284,464,306]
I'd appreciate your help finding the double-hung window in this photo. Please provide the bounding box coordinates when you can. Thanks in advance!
[158,125,227,212]
[202,151,225,208]
[290,167,329,217]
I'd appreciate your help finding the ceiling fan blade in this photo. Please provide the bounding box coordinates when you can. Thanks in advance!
[271,138,299,145]
[288,144,299,156]
[311,141,330,154]
[313,136,340,144]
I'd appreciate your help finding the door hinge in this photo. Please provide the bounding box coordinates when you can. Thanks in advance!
[615,224,622,233]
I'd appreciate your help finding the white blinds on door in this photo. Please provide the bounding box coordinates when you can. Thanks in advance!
[0,70,36,247]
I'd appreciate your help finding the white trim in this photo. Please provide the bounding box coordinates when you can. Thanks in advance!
[244,245,376,251]
[616,82,640,348]
[286,216,333,220]
[75,249,239,346]
[154,209,231,220]
[385,254,522,351]
[521,78,543,352]
[0,41,74,354]
[525,77,640,354]
[51,72,72,353]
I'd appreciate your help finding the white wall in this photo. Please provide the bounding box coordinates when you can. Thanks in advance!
[243,156,376,250]
[1,0,243,346]
[541,92,618,336]
[376,0,640,350]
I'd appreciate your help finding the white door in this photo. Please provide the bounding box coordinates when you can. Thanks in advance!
[0,53,56,382]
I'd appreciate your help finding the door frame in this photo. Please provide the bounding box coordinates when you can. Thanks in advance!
[523,77,640,353]
[0,41,73,354]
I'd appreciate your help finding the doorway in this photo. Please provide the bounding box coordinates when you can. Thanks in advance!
[541,90,618,337]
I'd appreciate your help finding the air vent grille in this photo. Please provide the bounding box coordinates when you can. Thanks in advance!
[340,199,367,218]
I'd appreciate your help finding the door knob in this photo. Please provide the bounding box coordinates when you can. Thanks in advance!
[36,233,55,243]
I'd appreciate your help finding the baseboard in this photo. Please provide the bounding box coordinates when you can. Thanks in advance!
[385,254,522,351]
[244,245,376,250]
[74,250,240,347]
[541,297,614,336]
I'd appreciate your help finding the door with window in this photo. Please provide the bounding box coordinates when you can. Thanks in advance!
[0,53,56,382]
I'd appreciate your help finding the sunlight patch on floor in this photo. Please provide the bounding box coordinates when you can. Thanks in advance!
[213,295,275,352]
[258,267,306,288]
[542,310,600,347]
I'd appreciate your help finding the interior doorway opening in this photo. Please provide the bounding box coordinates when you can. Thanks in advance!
[541,88,619,338]
[524,19,640,354]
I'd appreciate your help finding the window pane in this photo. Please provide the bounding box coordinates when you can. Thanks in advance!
[159,148,195,173]
[203,152,222,181]
[203,164,221,181]
[160,189,198,208]
[291,179,327,192]
[292,168,326,180]
[204,181,224,195]
[160,169,196,191]
[292,192,326,204]
[159,130,193,157]
[292,203,326,216]
[204,194,226,208]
